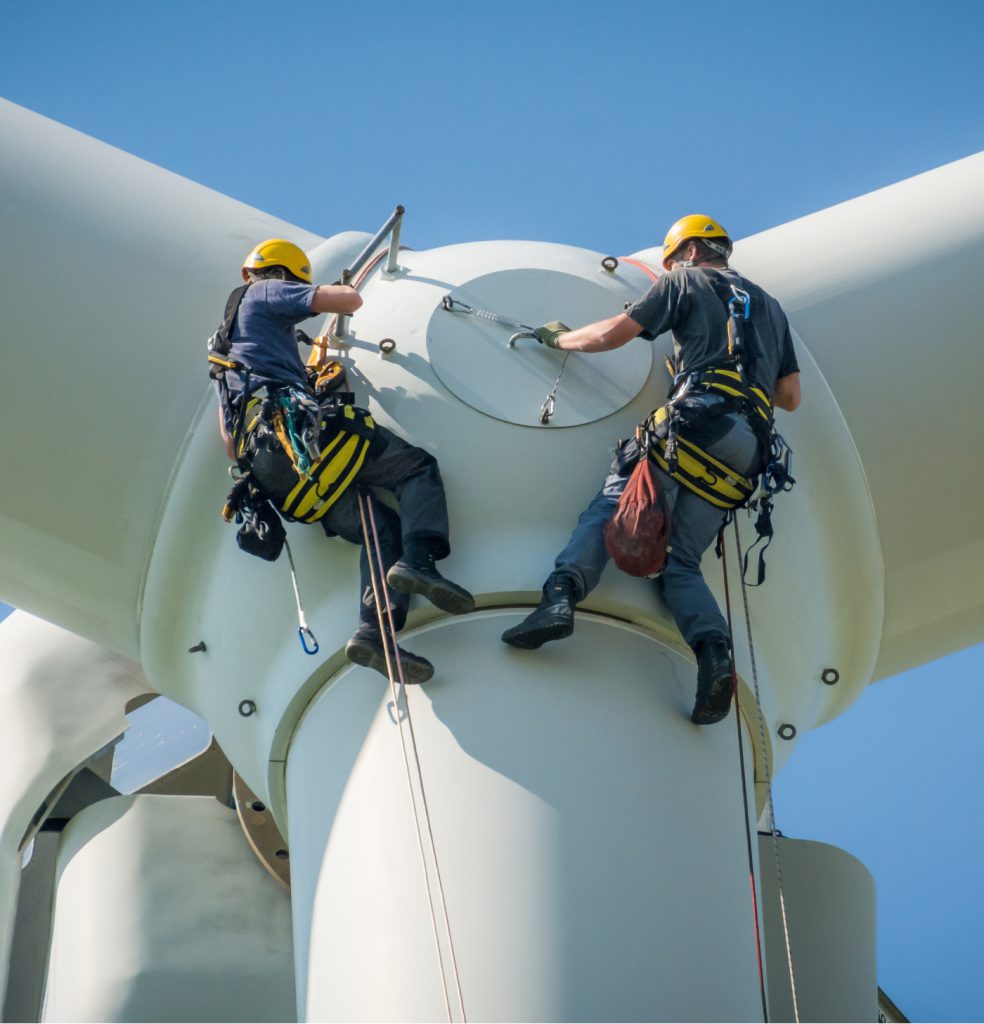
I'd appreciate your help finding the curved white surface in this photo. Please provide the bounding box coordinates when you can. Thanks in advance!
[0,612,150,1003]
[288,612,766,1023]
[44,795,295,1023]
[138,226,879,805]
[428,267,651,426]
[758,837,876,1022]
[0,98,328,656]
[0,99,982,1022]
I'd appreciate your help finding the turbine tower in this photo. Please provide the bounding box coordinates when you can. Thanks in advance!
[0,97,980,1022]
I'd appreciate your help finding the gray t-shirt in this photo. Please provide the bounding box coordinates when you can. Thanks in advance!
[626,267,798,398]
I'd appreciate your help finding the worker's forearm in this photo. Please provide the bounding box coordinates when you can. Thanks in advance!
[556,315,630,353]
[311,285,363,315]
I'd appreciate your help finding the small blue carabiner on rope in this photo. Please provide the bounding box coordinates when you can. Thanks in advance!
[298,625,320,655]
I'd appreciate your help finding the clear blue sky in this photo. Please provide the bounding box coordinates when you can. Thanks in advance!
[3,2,983,1019]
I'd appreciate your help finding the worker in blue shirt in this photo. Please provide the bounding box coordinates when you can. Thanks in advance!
[215,239,473,682]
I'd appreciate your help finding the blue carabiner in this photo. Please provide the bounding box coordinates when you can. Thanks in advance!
[298,626,320,655]
[729,286,751,321]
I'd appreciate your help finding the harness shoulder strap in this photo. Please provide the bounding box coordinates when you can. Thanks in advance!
[208,284,250,360]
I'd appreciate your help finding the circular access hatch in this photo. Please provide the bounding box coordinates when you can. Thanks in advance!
[427,268,652,427]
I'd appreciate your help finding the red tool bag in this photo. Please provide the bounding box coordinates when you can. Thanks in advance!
[604,448,671,577]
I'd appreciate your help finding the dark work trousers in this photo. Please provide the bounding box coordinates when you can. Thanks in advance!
[552,402,761,650]
[319,425,452,629]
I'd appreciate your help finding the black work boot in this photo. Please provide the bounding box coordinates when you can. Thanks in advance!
[501,575,577,649]
[691,637,734,725]
[386,549,475,616]
[345,622,434,684]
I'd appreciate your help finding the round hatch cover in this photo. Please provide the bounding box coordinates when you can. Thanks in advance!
[427,269,652,427]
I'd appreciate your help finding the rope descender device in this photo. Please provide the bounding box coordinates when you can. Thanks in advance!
[284,538,319,655]
[441,294,538,347]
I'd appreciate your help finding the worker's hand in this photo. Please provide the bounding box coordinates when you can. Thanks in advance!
[535,321,571,348]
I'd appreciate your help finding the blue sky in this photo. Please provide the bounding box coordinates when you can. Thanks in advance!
[3,1,983,1019]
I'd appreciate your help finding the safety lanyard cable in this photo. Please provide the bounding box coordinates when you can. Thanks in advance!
[356,493,467,1023]
[441,294,568,423]
[719,527,770,1023]
[539,351,570,424]
[732,516,800,1023]
[283,538,319,655]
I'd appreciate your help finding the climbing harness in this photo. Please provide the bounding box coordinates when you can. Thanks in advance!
[357,493,466,1023]
[642,281,795,583]
[208,287,376,655]
[239,393,377,523]
[719,516,800,1023]
[441,294,537,347]
[284,538,319,655]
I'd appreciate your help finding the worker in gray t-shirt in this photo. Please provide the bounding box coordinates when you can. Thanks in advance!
[501,215,801,726]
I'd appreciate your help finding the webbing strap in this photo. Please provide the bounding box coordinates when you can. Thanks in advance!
[209,284,250,359]
[696,369,772,423]
[278,406,376,523]
[651,435,755,510]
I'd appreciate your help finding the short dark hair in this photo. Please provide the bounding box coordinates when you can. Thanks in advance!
[671,237,731,265]
[246,265,307,284]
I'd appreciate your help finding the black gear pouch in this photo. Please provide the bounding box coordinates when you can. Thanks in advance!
[612,436,642,477]
[236,500,286,561]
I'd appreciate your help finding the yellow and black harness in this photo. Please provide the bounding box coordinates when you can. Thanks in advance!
[642,283,795,583]
[647,368,773,510]
[235,388,376,524]
[208,285,376,533]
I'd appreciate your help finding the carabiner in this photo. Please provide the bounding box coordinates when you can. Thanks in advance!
[728,286,751,320]
[539,393,556,424]
[297,625,320,656]
[508,330,538,348]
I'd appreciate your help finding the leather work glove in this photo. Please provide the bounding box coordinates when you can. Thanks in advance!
[535,321,571,348]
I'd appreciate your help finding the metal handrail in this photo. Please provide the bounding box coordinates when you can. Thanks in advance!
[336,205,404,340]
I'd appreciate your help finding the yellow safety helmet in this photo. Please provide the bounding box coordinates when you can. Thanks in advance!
[241,239,313,283]
[661,215,732,270]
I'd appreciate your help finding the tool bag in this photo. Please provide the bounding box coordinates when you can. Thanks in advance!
[222,475,287,561]
[604,437,671,577]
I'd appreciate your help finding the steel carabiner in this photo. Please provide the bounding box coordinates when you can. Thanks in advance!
[539,393,556,424]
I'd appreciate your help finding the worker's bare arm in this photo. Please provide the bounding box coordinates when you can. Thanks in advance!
[218,405,235,460]
[555,313,644,353]
[311,285,363,315]
[773,372,801,411]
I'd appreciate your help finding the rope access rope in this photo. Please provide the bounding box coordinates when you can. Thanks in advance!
[357,493,467,1023]
[720,529,770,1022]
[732,515,801,1023]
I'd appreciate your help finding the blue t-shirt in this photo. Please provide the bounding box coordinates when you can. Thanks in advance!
[219,279,318,412]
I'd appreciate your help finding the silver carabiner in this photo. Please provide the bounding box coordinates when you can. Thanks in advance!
[539,393,556,424]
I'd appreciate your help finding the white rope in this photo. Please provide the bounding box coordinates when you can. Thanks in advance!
[357,493,467,1022]
[733,516,800,1023]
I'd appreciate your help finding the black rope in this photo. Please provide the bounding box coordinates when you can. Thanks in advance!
[719,519,770,1022]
